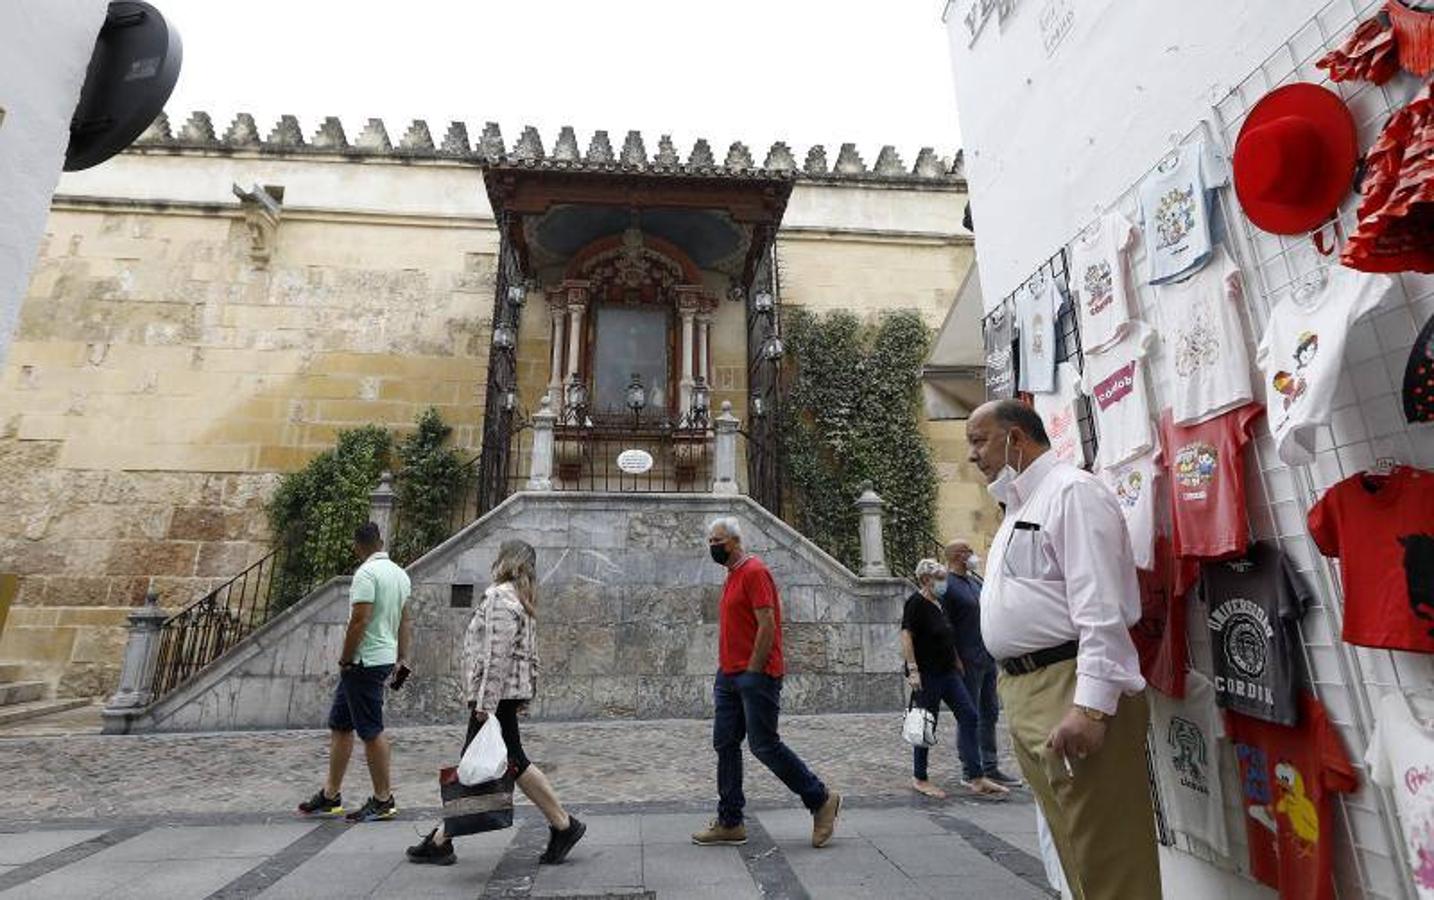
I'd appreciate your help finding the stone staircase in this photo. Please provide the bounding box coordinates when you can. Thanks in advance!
[0,663,89,726]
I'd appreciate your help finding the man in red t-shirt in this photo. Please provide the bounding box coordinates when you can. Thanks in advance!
[691,516,842,850]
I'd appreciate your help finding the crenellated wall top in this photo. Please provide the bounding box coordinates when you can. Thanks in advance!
[129,112,966,187]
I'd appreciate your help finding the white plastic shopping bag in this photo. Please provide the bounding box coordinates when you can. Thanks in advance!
[458,716,509,785]
[902,694,938,748]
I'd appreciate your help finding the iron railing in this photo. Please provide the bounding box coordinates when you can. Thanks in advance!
[150,540,314,698]
[540,411,712,493]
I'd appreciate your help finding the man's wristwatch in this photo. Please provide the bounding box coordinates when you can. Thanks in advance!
[1075,705,1110,722]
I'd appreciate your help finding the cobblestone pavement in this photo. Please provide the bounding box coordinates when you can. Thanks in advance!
[1,713,1052,898]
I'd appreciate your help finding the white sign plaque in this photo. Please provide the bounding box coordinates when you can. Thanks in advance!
[616,449,654,474]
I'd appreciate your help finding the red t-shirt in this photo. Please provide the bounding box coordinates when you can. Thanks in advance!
[1226,694,1359,900]
[1159,403,1263,559]
[1130,533,1199,698]
[1307,466,1434,653]
[718,555,785,677]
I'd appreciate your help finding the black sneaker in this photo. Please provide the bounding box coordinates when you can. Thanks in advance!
[298,789,343,817]
[406,828,456,866]
[539,816,586,865]
[345,795,397,823]
[985,768,1024,787]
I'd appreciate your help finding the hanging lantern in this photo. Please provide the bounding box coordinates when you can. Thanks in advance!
[763,333,785,360]
[492,319,516,350]
[753,290,774,315]
[626,373,647,413]
[751,394,766,418]
[692,376,711,416]
[507,283,527,307]
[565,374,588,411]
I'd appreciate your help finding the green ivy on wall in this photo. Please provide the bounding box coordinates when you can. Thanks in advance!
[781,308,939,577]
[391,408,466,566]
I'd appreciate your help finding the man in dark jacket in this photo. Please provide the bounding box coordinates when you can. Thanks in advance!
[942,539,1021,786]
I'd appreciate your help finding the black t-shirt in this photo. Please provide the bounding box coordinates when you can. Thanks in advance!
[1200,541,1312,726]
[901,591,959,676]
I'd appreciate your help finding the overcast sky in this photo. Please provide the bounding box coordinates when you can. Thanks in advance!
[160,0,961,164]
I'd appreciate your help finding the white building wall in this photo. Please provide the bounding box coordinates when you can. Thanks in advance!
[0,0,108,369]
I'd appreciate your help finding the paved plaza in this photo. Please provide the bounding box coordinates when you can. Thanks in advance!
[0,712,1055,898]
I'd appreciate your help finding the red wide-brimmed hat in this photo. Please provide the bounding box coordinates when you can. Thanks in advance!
[1233,83,1360,235]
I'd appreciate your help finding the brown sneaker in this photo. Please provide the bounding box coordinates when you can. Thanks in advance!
[811,791,842,848]
[691,819,747,846]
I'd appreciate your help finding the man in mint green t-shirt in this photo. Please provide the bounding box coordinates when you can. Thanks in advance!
[297,522,412,824]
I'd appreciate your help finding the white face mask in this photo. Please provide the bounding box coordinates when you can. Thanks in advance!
[986,431,1024,504]
[967,553,982,569]
[930,578,948,595]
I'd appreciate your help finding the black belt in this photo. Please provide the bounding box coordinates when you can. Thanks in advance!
[999,640,1078,676]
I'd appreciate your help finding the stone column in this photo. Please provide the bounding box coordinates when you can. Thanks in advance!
[369,471,396,548]
[566,299,586,382]
[855,484,890,577]
[712,401,740,495]
[546,292,566,396]
[696,311,712,387]
[102,591,170,731]
[527,395,557,491]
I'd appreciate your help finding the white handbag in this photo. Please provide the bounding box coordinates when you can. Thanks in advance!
[902,692,938,748]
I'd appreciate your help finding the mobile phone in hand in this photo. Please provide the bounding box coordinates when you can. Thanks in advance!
[390,663,411,691]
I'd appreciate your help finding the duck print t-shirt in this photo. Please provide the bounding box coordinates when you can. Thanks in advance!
[1256,267,1392,465]
[1080,322,1156,470]
[1366,692,1434,898]
[1138,140,1230,285]
[1070,212,1139,353]
[1154,246,1255,425]
[1227,694,1359,900]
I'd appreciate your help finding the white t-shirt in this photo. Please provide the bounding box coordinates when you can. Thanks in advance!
[1099,450,1158,570]
[1080,322,1156,470]
[1255,267,1392,465]
[1069,212,1139,354]
[1149,671,1232,856]
[1138,140,1229,285]
[1017,276,1059,394]
[1035,361,1086,468]
[1364,691,1434,898]
[1154,246,1254,426]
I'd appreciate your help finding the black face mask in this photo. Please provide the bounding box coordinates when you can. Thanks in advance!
[709,543,731,565]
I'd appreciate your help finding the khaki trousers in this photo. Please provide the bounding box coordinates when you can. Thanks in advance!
[998,659,1162,900]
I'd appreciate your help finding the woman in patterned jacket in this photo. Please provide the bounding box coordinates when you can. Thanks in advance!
[406,539,586,866]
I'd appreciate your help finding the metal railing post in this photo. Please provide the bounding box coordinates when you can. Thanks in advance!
[527,395,556,491]
[855,483,890,577]
[712,401,740,496]
[102,591,169,728]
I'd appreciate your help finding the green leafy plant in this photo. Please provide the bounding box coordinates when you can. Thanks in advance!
[267,425,392,613]
[391,408,467,566]
[781,308,939,576]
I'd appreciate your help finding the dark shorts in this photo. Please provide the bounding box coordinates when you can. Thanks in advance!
[463,699,531,777]
[328,664,393,741]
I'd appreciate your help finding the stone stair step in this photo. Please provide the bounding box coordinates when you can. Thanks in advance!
[0,663,25,682]
[0,698,88,727]
[0,681,47,706]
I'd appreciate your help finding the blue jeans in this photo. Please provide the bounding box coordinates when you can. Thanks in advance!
[912,669,982,781]
[714,671,828,826]
[961,660,1002,776]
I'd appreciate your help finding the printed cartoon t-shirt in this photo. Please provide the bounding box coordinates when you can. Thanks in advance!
[1365,691,1434,898]
[1017,276,1059,394]
[1100,450,1158,570]
[1308,466,1434,653]
[1035,362,1086,468]
[1150,672,1231,855]
[1159,404,1263,559]
[1138,140,1229,285]
[1069,211,1139,353]
[1255,267,1392,465]
[1200,540,1312,726]
[1153,246,1255,425]
[1227,694,1359,900]
[1080,322,1156,469]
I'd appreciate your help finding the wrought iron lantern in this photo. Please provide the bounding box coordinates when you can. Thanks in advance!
[750,394,766,419]
[565,374,589,413]
[507,283,527,307]
[492,318,516,350]
[626,373,647,417]
[501,389,518,412]
[763,332,785,361]
[691,375,711,424]
[753,290,774,315]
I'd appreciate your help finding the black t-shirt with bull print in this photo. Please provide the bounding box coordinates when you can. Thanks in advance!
[1309,466,1434,654]
[1200,541,1312,726]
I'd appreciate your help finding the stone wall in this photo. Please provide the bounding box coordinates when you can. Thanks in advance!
[110,492,909,732]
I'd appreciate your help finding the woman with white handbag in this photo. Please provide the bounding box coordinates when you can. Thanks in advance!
[901,558,1010,798]
[406,540,586,866]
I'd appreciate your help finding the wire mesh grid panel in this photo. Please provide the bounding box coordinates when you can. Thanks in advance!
[1206,1,1433,896]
